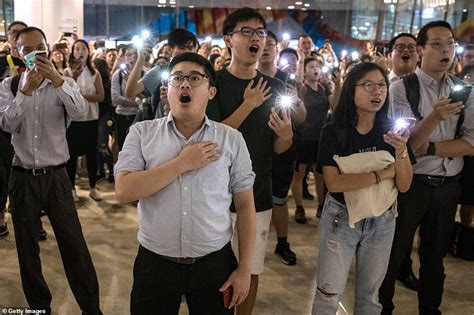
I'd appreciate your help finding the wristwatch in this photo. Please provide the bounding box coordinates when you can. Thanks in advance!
[426,141,436,155]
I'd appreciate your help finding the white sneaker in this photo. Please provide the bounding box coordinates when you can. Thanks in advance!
[72,190,79,202]
[89,188,103,201]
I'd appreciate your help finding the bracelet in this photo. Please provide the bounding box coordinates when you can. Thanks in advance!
[373,171,380,184]
[396,149,408,159]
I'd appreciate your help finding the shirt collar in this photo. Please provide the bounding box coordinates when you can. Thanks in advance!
[388,70,400,83]
[166,112,212,131]
[416,67,450,87]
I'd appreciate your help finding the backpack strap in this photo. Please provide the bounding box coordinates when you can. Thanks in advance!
[6,54,19,77]
[10,74,21,97]
[448,74,471,139]
[402,73,422,120]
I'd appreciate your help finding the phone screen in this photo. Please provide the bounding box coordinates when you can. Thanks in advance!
[448,85,472,104]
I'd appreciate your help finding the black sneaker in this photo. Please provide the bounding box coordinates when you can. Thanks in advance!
[39,228,48,241]
[0,224,9,237]
[302,191,314,200]
[275,242,297,265]
[295,207,307,224]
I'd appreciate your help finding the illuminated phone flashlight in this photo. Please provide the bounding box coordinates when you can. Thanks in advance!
[392,118,410,134]
[282,33,291,41]
[289,73,296,80]
[161,70,170,83]
[351,51,359,60]
[277,94,294,111]
[341,50,348,58]
[322,66,330,74]
[452,85,464,92]
[280,58,289,67]
[119,63,127,70]
[456,46,464,55]
[205,36,212,43]
[132,35,144,48]
[141,30,151,39]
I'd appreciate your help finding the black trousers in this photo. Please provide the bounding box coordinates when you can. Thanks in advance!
[66,121,99,188]
[379,175,460,315]
[116,114,136,151]
[131,243,237,315]
[9,167,101,314]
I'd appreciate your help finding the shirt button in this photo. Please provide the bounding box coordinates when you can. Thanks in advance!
[34,135,38,138]
[34,148,37,151]
[35,160,39,163]
[35,120,38,124]
[35,106,38,110]
[183,186,188,191]
[183,211,188,216]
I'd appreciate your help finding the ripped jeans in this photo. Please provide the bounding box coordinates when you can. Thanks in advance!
[312,193,395,315]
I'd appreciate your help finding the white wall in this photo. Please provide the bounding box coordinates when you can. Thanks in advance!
[14,0,84,44]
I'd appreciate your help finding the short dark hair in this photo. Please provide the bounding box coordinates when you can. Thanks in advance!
[222,7,266,36]
[331,62,389,128]
[266,30,278,44]
[388,33,416,53]
[298,34,311,41]
[416,20,454,47]
[8,21,27,32]
[168,28,198,49]
[279,48,298,61]
[15,26,48,44]
[303,57,323,71]
[168,52,216,87]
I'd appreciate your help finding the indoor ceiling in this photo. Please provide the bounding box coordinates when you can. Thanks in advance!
[84,0,351,10]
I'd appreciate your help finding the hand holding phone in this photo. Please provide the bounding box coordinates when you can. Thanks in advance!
[448,84,472,104]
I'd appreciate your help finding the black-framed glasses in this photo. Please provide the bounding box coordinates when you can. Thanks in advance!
[228,27,268,38]
[425,40,458,51]
[393,44,417,52]
[355,81,388,93]
[168,72,209,87]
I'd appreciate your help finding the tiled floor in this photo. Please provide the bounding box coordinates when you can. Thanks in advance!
[0,176,473,314]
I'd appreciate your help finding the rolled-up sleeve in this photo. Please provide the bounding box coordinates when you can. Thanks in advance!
[461,90,474,146]
[57,77,88,120]
[229,131,255,193]
[114,123,146,175]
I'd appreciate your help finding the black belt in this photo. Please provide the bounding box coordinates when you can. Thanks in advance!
[415,174,460,186]
[157,243,230,265]
[12,163,66,176]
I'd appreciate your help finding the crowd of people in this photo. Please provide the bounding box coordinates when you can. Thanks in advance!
[0,7,473,315]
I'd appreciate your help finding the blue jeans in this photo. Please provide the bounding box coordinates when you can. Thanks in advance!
[312,193,396,315]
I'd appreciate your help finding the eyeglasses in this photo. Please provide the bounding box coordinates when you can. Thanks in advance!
[393,44,417,52]
[425,40,458,51]
[168,72,209,87]
[355,81,388,93]
[228,27,268,38]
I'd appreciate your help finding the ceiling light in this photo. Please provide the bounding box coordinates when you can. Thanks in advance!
[266,6,272,10]
[304,3,310,7]
[189,5,195,8]
[295,1,303,5]
[158,0,166,3]
[288,5,295,9]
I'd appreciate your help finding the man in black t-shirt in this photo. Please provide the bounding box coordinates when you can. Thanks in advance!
[256,31,306,266]
[206,8,293,315]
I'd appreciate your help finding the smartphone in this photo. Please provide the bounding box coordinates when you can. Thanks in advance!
[63,32,73,37]
[375,46,386,56]
[390,117,417,134]
[448,85,472,104]
[23,50,48,69]
[223,286,233,308]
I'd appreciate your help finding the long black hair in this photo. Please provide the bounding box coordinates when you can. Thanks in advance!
[331,62,389,129]
[69,39,95,74]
